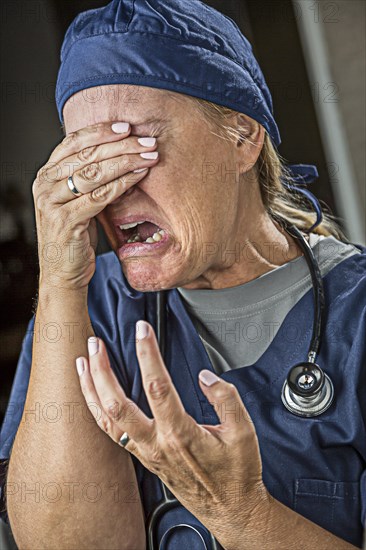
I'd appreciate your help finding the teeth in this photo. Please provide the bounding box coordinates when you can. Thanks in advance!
[119,221,145,230]
[145,229,165,243]
[127,234,142,243]
[126,228,166,244]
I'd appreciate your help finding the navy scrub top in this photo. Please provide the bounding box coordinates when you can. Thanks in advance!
[1,245,366,548]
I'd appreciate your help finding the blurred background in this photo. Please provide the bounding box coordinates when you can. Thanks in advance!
[0,0,365,547]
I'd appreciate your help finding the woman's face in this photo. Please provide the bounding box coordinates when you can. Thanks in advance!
[63,85,261,291]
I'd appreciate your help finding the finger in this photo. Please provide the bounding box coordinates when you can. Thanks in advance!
[45,121,132,167]
[53,151,159,203]
[38,136,158,188]
[86,337,154,444]
[198,370,253,437]
[135,320,188,434]
[75,356,127,445]
[61,167,151,223]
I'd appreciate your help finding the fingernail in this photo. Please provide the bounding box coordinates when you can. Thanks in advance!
[136,320,149,340]
[111,122,130,133]
[88,337,99,356]
[76,357,85,376]
[140,151,159,160]
[199,369,220,386]
[138,137,156,147]
[133,167,149,174]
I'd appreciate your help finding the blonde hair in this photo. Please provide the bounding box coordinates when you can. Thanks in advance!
[190,97,346,240]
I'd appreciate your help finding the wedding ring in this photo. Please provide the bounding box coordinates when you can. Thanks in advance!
[119,432,131,448]
[67,175,82,197]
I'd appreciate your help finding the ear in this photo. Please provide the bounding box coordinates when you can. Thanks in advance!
[236,113,265,146]
[235,114,265,174]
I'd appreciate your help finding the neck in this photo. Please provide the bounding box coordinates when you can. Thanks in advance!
[180,213,305,290]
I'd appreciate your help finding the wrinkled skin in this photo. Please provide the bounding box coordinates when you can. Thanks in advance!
[63,84,302,292]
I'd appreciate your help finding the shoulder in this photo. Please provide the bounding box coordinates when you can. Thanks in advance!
[318,237,366,290]
[320,238,366,286]
[323,242,366,331]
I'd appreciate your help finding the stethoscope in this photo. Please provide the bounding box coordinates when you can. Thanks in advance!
[146,217,334,549]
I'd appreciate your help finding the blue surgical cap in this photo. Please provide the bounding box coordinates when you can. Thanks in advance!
[56,0,322,229]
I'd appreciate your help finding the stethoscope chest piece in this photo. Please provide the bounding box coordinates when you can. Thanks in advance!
[281,361,334,417]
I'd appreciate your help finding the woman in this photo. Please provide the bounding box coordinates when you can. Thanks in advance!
[1,0,365,548]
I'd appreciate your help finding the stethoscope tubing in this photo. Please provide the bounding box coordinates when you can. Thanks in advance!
[145,290,220,549]
[284,222,325,359]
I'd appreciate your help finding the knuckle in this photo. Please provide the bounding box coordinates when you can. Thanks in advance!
[78,145,98,163]
[217,384,236,401]
[90,182,112,202]
[118,175,131,190]
[62,131,78,148]
[81,162,103,183]
[98,415,112,434]
[79,122,106,140]
[87,122,105,134]
[118,139,127,153]
[215,388,229,401]
[105,399,124,422]
[121,157,138,173]
[39,162,59,184]
[35,191,48,211]
[146,377,170,401]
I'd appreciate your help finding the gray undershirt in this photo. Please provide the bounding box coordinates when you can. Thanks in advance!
[177,234,360,374]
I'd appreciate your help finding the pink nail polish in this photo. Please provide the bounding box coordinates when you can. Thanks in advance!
[199,369,220,386]
[88,337,99,356]
[133,167,148,173]
[140,151,158,160]
[76,357,85,376]
[111,122,130,133]
[136,320,149,340]
[138,137,156,147]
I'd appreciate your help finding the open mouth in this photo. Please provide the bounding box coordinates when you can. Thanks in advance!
[117,220,166,245]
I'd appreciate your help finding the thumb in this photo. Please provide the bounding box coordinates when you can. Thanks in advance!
[198,369,252,431]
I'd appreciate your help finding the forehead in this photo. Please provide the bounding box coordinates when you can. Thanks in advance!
[63,85,187,134]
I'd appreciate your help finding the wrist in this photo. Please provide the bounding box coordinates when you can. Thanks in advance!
[217,484,274,550]
[36,283,90,324]
[35,285,93,347]
[38,282,89,304]
[38,260,95,295]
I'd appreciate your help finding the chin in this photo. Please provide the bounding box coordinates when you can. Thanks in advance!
[119,256,179,293]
